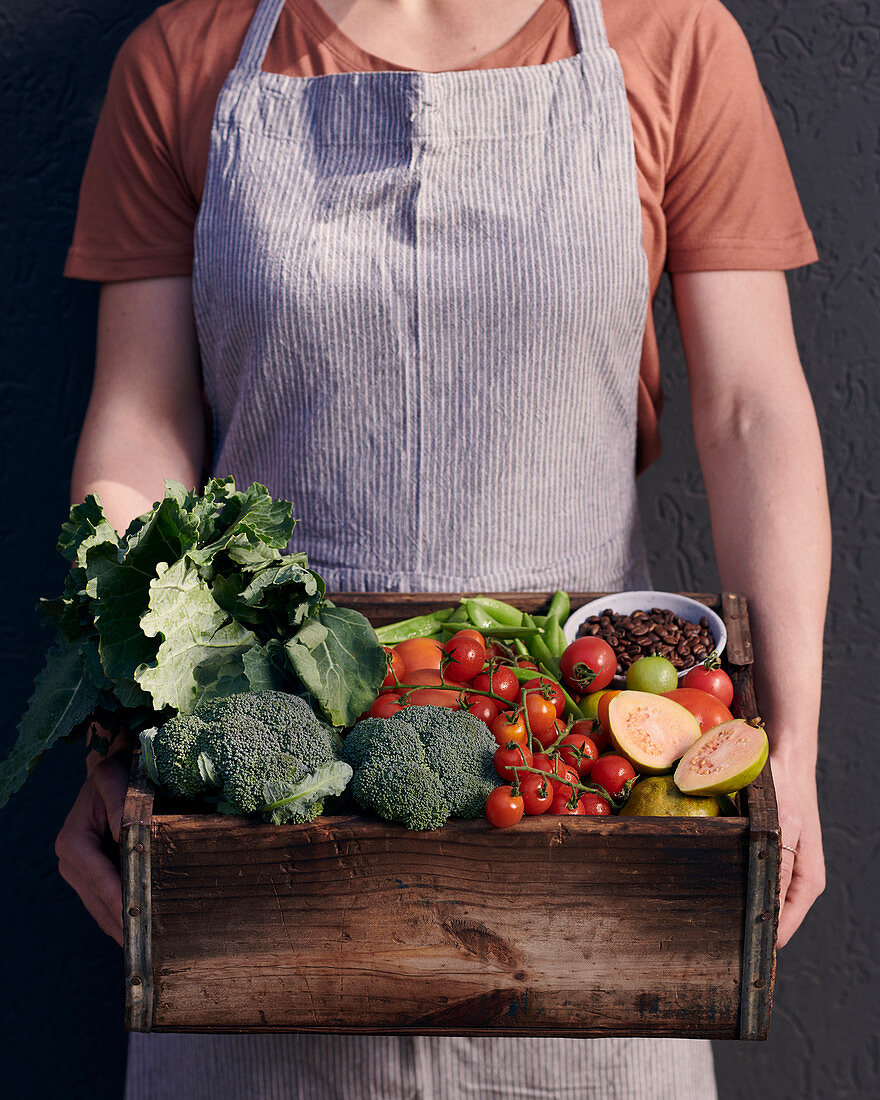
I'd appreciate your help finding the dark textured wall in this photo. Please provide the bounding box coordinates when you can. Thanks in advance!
[0,2,876,1097]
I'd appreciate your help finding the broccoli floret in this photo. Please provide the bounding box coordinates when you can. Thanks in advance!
[144,713,208,800]
[351,761,449,831]
[391,706,501,819]
[142,690,350,823]
[341,705,502,830]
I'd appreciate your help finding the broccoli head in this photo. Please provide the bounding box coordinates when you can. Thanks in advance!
[341,705,502,830]
[141,690,351,823]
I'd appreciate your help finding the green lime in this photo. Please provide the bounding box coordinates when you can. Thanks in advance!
[625,654,678,694]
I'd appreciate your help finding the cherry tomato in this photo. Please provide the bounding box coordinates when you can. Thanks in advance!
[681,663,734,708]
[520,677,565,717]
[442,633,487,682]
[399,669,465,709]
[368,693,404,719]
[578,793,612,816]
[550,789,585,814]
[493,743,533,782]
[663,687,733,733]
[560,637,617,693]
[485,786,525,828]
[531,753,560,777]
[593,691,621,752]
[467,696,500,727]
[590,755,636,799]
[552,763,581,801]
[453,627,487,647]
[580,688,615,722]
[393,636,444,679]
[558,732,599,778]
[519,771,553,815]
[472,665,520,704]
[490,711,528,747]
[515,657,540,671]
[523,691,558,736]
[596,691,622,732]
[381,646,405,688]
[532,716,567,751]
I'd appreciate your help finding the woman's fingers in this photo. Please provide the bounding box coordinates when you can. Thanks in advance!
[771,757,825,949]
[776,825,825,948]
[55,755,131,946]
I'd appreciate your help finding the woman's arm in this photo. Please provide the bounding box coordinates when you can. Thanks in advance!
[671,268,830,948]
[71,276,205,527]
[55,276,204,944]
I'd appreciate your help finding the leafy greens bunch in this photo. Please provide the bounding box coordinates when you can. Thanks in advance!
[0,477,386,809]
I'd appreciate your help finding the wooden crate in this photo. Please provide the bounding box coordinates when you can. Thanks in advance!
[122,591,779,1039]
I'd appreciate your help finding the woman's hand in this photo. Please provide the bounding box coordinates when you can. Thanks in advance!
[771,752,825,948]
[54,732,135,947]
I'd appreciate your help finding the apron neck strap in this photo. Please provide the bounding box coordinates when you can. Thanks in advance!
[567,0,612,53]
[235,0,288,73]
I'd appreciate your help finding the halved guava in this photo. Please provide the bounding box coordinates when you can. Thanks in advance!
[619,775,720,817]
[607,690,702,774]
[673,718,769,796]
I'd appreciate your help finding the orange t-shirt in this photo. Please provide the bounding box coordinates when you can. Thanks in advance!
[65,0,818,470]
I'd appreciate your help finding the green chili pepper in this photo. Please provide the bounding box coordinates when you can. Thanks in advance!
[375,608,454,644]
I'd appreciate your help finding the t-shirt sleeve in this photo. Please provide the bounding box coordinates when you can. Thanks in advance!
[663,0,817,272]
[64,17,197,281]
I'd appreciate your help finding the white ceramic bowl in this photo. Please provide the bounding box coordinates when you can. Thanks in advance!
[562,591,727,681]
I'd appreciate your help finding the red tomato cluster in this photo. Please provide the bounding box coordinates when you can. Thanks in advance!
[369,625,735,831]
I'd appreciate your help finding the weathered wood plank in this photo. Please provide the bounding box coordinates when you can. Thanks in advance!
[722,591,779,1040]
[148,816,747,1036]
[121,756,155,1032]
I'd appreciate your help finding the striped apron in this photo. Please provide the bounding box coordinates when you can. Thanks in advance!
[126,0,717,1094]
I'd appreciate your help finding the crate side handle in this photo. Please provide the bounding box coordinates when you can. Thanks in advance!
[122,754,154,1032]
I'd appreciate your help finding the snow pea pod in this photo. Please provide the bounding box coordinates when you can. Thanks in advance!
[546,590,571,625]
[440,622,543,639]
[522,613,561,678]
[375,608,454,644]
[543,616,568,659]
[465,596,524,628]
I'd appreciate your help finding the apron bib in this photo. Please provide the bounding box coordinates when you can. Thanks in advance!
[193,0,651,593]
